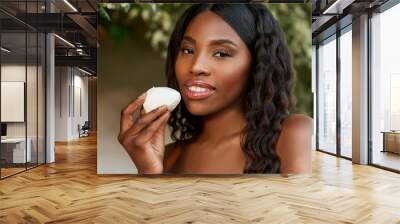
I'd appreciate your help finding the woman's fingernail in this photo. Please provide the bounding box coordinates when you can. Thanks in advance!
[138,93,146,99]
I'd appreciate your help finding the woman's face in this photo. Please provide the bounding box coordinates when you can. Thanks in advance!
[175,11,252,117]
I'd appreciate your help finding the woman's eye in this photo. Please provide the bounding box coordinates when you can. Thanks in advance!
[214,51,232,58]
[180,47,193,54]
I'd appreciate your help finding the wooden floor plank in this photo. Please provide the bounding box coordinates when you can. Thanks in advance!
[0,134,400,223]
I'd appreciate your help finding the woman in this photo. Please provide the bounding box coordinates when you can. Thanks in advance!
[118,3,313,174]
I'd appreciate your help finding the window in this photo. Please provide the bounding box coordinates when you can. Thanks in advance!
[370,2,400,171]
[317,35,337,154]
[0,1,47,179]
[339,27,352,158]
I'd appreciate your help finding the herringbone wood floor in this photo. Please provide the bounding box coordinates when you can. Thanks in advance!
[1,134,400,224]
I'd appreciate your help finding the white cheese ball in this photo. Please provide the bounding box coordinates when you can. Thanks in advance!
[142,87,181,113]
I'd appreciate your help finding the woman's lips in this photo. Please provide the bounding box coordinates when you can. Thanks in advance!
[184,86,215,100]
[184,79,216,90]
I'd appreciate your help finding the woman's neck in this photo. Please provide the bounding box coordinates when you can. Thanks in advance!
[197,104,247,144]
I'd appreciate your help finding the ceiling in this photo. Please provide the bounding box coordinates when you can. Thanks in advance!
[0,0,112,75]
[312,0,390,44]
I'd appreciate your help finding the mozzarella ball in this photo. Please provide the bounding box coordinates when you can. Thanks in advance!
[143,87,181,113]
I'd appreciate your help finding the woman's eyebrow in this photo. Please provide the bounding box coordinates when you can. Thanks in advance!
[182,36,196,43]
[209,39,238,47]
[182,36,238,47]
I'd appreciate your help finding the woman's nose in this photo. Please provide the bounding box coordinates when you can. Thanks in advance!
[189,52,210,76]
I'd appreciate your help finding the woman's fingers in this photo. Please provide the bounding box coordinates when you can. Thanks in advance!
[125,105,169,137]
[120,93,146,134]
[140,107,146,116]
[135,111,171,145]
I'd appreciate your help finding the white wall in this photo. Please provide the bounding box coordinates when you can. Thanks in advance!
[73,72,89,137]
[46,33,55,163]
[54,67,89,141]
[55,67,69,141]
[1,65,39,138]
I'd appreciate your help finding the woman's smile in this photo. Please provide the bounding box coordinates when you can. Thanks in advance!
[183,78,216,100]
[184,85,216,100]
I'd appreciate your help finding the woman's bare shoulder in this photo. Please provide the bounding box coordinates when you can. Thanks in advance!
[278,114,314,148]
[281,114,313,130]
[276,114,314,173]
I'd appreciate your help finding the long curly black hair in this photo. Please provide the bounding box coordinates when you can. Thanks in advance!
[165,3,296,173]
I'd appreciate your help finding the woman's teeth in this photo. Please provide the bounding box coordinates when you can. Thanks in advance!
[188,86,211,93]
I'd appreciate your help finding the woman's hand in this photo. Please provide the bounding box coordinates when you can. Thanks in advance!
[118,93,171,174]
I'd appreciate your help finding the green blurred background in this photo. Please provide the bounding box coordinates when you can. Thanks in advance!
[98,3,312,116]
